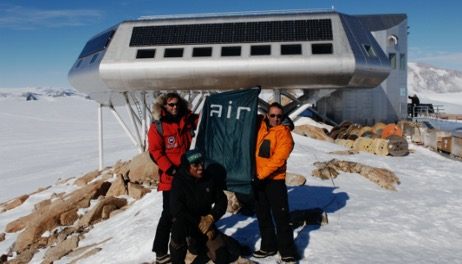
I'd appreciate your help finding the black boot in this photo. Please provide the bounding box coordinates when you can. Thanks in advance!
[169,240,187,264]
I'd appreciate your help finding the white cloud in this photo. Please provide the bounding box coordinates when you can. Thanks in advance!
[0,5,103,29]
[409,47,462,72]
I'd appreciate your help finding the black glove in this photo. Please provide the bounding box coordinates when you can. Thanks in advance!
[166,165,178,176]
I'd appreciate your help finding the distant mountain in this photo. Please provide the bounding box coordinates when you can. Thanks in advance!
[0,87,89,100]
[408,63,462,93]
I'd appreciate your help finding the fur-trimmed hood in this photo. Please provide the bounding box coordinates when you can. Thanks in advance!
[151,93,189,121]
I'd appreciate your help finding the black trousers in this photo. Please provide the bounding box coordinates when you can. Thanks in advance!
[152,191,172,255]
[170,216,208,264]
[254,179,297,258]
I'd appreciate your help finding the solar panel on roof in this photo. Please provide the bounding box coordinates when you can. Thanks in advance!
[129,19,332,47]
[79,30,115,58]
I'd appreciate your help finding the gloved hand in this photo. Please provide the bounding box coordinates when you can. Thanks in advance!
[198,214,214,234]
[205,229,216,240]
[166,165,178,176]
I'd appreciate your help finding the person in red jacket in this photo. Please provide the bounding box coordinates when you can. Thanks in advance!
[148,92,199,264]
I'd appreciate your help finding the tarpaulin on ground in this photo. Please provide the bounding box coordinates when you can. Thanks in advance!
[196,88,260,194]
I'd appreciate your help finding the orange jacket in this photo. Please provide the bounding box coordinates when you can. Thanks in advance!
[255,117,294,181]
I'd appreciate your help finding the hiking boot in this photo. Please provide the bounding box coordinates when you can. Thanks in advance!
[252,249,277,258]
[280,256,297,264]
[155,254,172,264]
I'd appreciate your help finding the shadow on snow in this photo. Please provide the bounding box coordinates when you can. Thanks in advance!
[216,185,349,257]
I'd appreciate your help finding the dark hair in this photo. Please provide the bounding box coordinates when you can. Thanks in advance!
[163,92,181,104]
[162,92,188,117]
[268,102,284,113]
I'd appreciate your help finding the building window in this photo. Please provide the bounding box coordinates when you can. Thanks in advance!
[136,49,156,59]
[312,43,333,54]
[363,44,376,57]
[221,46,241,56]
[388,35,398,47]
[400,53,406,70]
[164,48,184,58]
[90,54,98,64]
[193,47,212,57]
[251,45,271,56]
[281,44,302,55]
[389,53,397,69]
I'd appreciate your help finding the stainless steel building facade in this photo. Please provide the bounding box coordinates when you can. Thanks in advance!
[316,14,408,125]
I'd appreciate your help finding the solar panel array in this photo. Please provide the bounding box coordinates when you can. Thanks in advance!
[129,19,332,46]
[79,30,115,58]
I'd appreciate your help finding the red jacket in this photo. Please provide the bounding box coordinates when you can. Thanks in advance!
[148,111,198,191]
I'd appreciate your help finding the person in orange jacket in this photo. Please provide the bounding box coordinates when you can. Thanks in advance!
[148,92,199,264]
[252,102,298,264]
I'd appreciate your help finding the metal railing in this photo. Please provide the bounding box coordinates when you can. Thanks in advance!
[409,104,444,119]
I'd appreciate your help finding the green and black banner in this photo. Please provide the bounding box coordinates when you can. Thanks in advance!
[196,88,260,194]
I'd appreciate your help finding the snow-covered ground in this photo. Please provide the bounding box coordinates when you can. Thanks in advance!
[1,89,462,263]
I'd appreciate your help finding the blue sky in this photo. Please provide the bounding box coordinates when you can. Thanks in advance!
[1,0,461,89]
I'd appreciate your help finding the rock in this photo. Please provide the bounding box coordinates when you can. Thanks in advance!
[127,182,151,200]
[312,159,400,191]
[113,160,130,180]
[7,246,36,264]
[78,197,127,228]
[51,192,66,199]
[224,191,241,213]
[5,213,35,233]
[106,174,127,197]
[0,194,29,213]
[102,204,118,219]
[60,208,79,226]
[30,186,51,195]
[0,232,5,241]
[69,247,102,264]
[127,152,159,185]
[75,170,101,187]
[14,180,109,253]
[293,124,333,142]
[34,199,51,211]
[43,235,79,264]
[328,150,359,155]
[101,172,114,181]
[57,227,79,243]
[285,172,306,186]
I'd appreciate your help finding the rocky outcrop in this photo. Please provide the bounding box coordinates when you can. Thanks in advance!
[285,172,307,186]
[106,174,128,197]
[312,159,400,191]
[34,198,51,211]
[60,208,79,226]
[77,196,127,228]
[127,182,151,200]
[294,124,333,142]
[113,160,130,180]
[43,235,80,264]
[0,194,29,213]
[13,180,110,253]
[128,152,159,185]
[74,170,101,187]
[2,153,157,263]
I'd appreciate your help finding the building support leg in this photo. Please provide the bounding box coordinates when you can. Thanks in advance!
[98,104,104,170]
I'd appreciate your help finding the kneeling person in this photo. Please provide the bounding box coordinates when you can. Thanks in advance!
[169,149,242,264]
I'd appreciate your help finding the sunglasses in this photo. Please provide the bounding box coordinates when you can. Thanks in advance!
[166,102,178,107]
[269,114,283,118]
